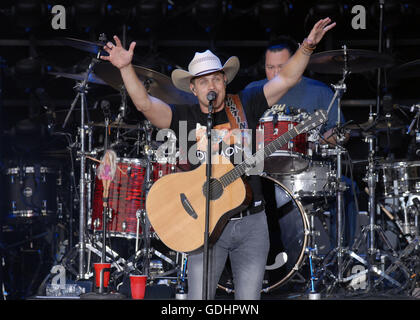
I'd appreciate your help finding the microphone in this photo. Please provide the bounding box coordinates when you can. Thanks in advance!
[207,91,217,102]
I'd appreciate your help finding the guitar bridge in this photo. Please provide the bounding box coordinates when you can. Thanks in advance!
[180,193,198,219]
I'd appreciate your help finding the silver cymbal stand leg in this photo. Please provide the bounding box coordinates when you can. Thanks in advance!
[365,135,378,288]
[327,48,348,283]
[313,46,355,293]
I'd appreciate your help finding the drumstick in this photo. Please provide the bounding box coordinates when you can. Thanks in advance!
[86,155,101,163]
[364,187,395,220]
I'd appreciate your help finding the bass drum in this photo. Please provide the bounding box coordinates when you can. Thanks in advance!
[218,175,310,293]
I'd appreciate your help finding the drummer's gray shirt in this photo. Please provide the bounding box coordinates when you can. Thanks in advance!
[245,76,345,132]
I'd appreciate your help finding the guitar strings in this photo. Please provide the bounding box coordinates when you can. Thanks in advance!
[205,113,323,195]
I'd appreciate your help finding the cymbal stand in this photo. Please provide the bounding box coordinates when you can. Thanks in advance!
[135,121,154,276]
[325,47,349,283]
[61,33,107,281]
[116,86,128,122]
[312,47,354,294]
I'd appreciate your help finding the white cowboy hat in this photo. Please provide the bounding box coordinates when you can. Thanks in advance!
[171,50,240,93]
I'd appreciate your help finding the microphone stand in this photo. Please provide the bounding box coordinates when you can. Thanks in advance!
[202,94,215,300]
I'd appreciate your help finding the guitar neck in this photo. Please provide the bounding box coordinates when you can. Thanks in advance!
[219,126,299,188]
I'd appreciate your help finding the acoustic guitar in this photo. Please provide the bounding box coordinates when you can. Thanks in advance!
[146,110,327,253]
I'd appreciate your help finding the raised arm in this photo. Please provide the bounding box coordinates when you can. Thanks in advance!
[263,18,336,107]
[100,36,172,129]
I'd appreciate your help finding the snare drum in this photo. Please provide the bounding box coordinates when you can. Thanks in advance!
[378,160,420,198]
[272,161,336,200]
[258,114,309,175]
[4,165,57,219]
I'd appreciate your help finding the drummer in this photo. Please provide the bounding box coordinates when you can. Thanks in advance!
[246,36,349,146]
[246,36,356,248]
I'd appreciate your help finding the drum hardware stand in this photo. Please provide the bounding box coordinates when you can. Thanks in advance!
[85,125,94,242]
[57,33,121,298]
[315,48,350,287]
[307,247,321,300]
[406,104,420,136]
[116,86,128,122]
[337,135,409,295]
[126,120,155,280]
[61,33,107,281]
[176,253,188,299]
[80,93,124,300]
[85,240,126,272]
[142,120,154,277]
[312,47,363,294]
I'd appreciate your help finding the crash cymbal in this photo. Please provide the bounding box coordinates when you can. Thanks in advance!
[94,62,197,105]
[389,59,420,81]
[56,37,105,55]
[308,49,394,74]
[48,71,108,85]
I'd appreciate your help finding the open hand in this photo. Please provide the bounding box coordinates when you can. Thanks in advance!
[100,35,136,69]
[306,17,336,47]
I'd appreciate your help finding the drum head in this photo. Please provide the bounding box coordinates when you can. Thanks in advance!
[218,175,309,293]
[263,152,310,175]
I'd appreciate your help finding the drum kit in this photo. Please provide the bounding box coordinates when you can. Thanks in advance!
[3,33,420,299]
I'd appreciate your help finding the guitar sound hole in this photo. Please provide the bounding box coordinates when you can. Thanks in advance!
[202,179,223,200]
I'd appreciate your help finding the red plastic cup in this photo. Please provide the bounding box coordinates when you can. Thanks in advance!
[94,263,111,288]
[130,275,147,299]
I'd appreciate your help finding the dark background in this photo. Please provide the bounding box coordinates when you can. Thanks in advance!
[0,0,420,299]
[1,0,419,163]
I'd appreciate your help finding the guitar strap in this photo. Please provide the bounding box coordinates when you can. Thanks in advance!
[224,94,248,130]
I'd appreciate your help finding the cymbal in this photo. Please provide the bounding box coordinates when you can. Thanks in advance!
[347,119,404,131]
[307,49,394,74]
[389,59,420,81]
[94,62,197,105]
[56,37,105,55]
[90,121,144,130]
[48,71,108,85]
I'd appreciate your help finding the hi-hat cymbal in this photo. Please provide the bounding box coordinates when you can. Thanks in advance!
[94,62,197,105]
[389,59,420,81]
[48,71,108,85]
[308,49,394,74]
